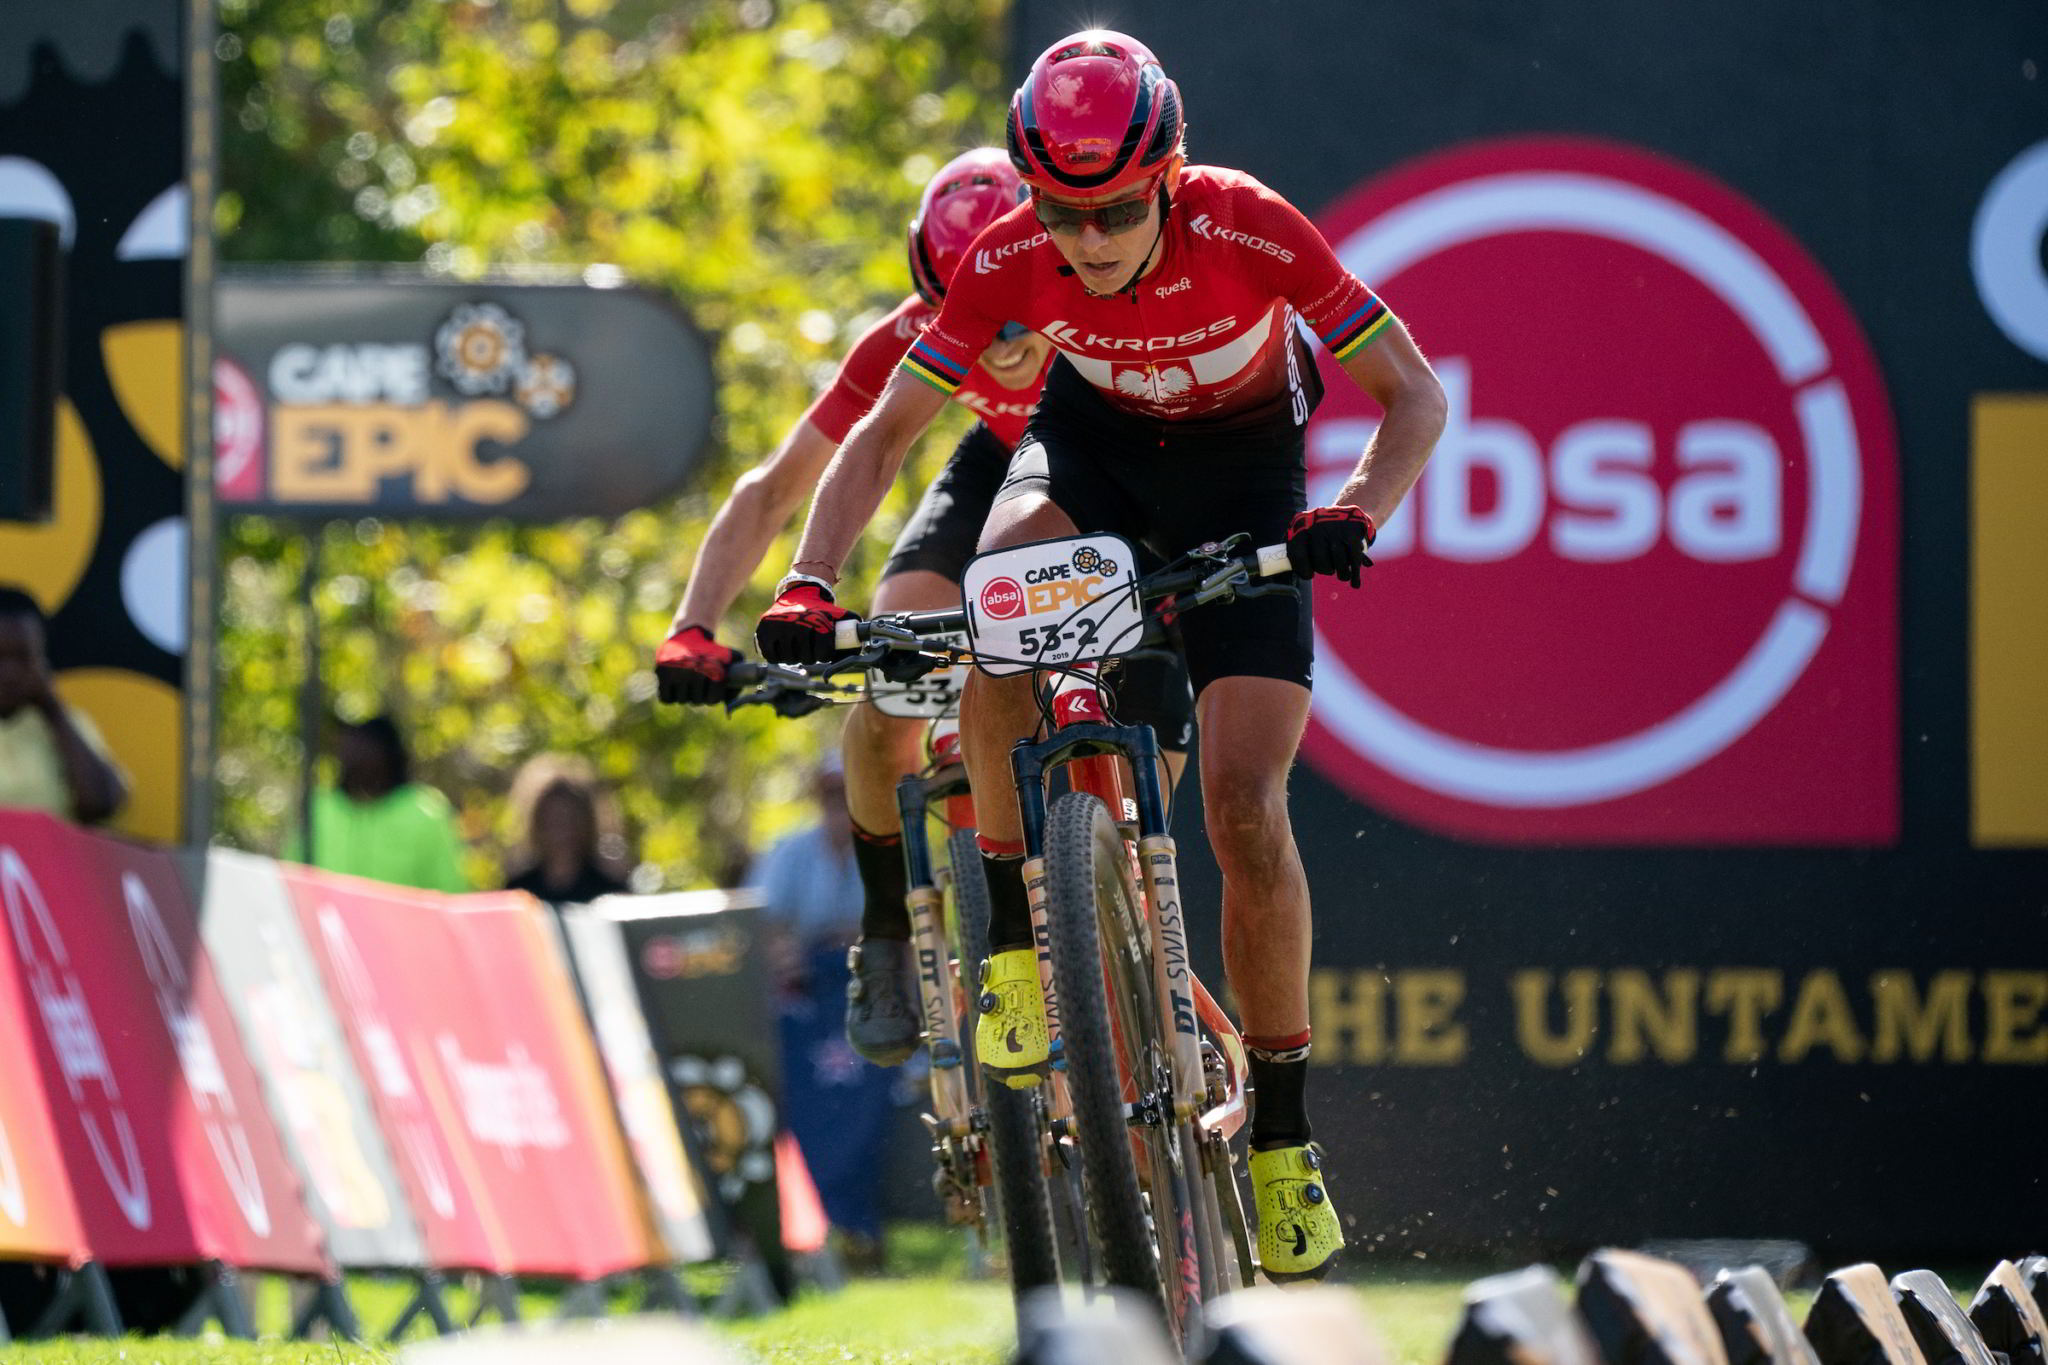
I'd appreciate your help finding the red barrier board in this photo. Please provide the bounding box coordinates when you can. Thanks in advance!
[0,811,325,1271]
[95,835,327,1273]
[0,831,87,1264]
[280,865,511,1273]
[445,896,660,1277]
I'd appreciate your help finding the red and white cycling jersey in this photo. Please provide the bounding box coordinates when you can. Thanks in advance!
[901,165,1394,428]
[804,294,1050,450]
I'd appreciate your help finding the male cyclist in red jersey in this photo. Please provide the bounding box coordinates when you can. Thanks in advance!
[654,147,1195,1069]
[755,34,1447,1282]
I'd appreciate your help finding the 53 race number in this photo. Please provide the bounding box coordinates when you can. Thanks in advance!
[961,534,1145,678]
[869,631,968,718]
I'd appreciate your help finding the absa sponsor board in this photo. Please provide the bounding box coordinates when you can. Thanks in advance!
[91,836,326,1273]
[557,907,721,1264]
[0,813,323,1269]
[280,866,509,1273]
[444,896,660,1278]
[1303,138,1898,845]
[197,849,426,1269]
[0,835,86,1263]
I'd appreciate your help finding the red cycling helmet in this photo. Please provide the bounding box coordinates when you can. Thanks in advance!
[1006,30,1184,202]
[908,147,1026,305]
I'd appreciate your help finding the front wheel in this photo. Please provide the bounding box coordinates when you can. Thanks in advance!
[1041,791,1194,1332]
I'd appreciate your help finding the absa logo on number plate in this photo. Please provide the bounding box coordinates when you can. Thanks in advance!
[1303,137,1898,845]
[980,577,1025,620]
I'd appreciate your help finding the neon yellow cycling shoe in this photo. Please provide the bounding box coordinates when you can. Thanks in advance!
[974,948,1049,1089]
[1249,1142,1344,1283]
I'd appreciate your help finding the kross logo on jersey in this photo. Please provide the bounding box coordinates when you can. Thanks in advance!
[1188,213,1296,263]
[1302,138,1899,845]
[1044,318,1237,353]
[974,233,1050,275]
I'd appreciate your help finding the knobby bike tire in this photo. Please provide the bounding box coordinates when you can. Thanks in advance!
[1041,791,1179,1317]
[947,827,1059,1300]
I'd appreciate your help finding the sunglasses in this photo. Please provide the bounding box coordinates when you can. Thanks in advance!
[1032,191,1156,236]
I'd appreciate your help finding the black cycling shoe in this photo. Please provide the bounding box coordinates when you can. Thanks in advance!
[845,938,921,1066]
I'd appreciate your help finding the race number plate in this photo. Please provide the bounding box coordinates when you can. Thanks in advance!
[961,534,1144,678]
[869,631,968,718]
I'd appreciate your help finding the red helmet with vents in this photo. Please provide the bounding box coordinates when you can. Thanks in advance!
[1006,30,1184,202]
[907,147,1025,304]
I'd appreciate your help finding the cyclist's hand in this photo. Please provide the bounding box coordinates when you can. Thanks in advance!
[1286,505,1377,588]
[756,583,857,665]
[655,625,741,705]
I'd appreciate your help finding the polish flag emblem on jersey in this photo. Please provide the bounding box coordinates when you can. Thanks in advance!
[1112,363,1195,403]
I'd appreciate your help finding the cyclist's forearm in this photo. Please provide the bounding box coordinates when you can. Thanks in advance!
[671,470,803,633]
[789,374,947,580]
[792,432,906,579]
[1333,320,1448,526]
[1334,396,1445,527]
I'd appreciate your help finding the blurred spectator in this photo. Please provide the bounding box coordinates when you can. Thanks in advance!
[749,752,863,970]
[0,587,127,824]
[503,754,630,903]
[748,751,897,1266]
[300,714,470,891]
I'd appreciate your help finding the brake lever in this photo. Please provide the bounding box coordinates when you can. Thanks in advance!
[1233,580,1300,602]
[771,691,830,719]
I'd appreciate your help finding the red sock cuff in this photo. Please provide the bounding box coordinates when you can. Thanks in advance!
[976,833,1026,858]
[851,823,901,847]
[1243,1028,1313,1054]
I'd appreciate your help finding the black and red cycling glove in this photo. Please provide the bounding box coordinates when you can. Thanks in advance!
[1286,504,1377,588]
[755,582,858,665]
[655,625,741,706]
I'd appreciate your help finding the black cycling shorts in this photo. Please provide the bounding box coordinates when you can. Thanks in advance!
[993,355,1316,695]
[882,421,1196,752]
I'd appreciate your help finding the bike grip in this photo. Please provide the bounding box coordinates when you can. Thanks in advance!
[1255,543,1292,578]
[834,619,863,651]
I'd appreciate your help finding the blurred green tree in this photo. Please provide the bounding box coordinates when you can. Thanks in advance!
[216,0,1007,888]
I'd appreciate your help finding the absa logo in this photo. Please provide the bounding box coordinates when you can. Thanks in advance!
[980,577,1025,620]
[1304,138,1898,844]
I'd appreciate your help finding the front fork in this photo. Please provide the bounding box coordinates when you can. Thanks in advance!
[896,768,979,1223]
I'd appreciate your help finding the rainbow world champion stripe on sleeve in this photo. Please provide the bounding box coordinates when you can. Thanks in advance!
[902,338,968,394]
[1321,293,1393,361]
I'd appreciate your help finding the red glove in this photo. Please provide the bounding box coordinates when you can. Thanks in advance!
[654,625,741,705]
[755,583,858,665]
[1286,505,1377,588]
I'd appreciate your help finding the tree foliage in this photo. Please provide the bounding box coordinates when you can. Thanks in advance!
[216,0,1007,887]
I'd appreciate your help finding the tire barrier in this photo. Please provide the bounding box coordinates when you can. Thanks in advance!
[1002,1249,2043,1365]
[0,810,727,1341]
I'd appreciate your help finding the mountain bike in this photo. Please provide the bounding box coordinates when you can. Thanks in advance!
[723,644,1083,1298]
[817,531,1294,1342]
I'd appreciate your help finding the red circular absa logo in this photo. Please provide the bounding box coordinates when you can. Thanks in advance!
[1303,138,1898,845]
[980,576,1025,620]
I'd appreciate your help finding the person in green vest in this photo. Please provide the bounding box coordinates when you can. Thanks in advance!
[301,714,470,892]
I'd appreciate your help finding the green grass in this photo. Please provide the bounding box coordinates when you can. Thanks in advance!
[0,1250,1988,1365]
[0,1258,1492,1365]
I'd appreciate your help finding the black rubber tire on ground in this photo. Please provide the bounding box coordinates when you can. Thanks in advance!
[1040,791,1170,1311]
[947,827,1060,1300]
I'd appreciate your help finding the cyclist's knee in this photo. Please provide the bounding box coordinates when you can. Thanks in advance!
[1203,772,1292,863]
[978,492,1077,552]
[871,567,958,614]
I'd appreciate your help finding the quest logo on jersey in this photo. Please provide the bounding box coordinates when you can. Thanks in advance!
[1302,137,1898,845]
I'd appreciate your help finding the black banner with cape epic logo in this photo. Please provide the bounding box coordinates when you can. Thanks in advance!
[215,270,715,520]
